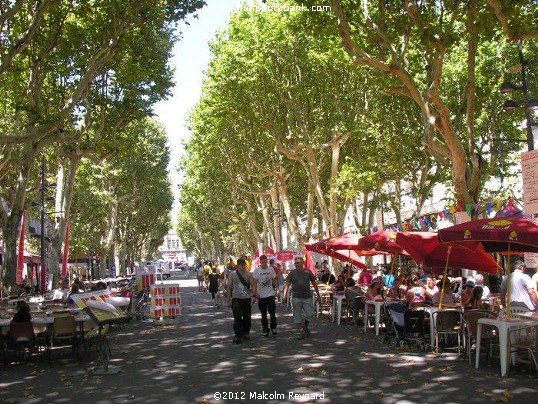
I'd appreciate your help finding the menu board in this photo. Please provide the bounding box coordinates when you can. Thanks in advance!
[522,149,538,215]
[71,291,130,325]
[150,284,181,319]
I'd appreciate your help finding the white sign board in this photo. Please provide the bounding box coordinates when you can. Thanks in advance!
[454,211,471,224]
[524,252,538,270]
[522,149,538,215]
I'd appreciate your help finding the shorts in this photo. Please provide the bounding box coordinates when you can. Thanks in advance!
[197,275,204,282]
[291,297,314,324]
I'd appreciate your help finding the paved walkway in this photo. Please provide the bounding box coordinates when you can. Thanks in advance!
[1,278,536,403]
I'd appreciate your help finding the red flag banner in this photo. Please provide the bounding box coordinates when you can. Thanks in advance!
[61,222,70,277]
[17,211,26,283]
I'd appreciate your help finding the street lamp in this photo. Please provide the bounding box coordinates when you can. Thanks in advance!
[500,40,537,151]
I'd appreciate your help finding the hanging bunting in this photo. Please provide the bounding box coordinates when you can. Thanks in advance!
[465,203,472,216]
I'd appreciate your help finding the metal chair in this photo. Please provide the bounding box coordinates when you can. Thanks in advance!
[7,321,38,364]
[433,310,464,354]
[48,316,78,362]
[463,309,498,366]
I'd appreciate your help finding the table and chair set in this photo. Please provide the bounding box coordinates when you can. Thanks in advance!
[309,290,537,377]
[0,299,112,366]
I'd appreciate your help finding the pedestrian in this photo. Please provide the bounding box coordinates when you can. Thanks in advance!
[501,260,538,311]
[208,267,221,308]
[282,256,321,340]
[196,259,205,292]
[227,257,256,344]
[203,261,212,291]
[252,255,278,337]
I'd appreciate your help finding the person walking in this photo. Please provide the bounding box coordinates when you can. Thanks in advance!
[282,256,321,340]
[227,257,256,344]
[253,255,278,337]
[208,267,221,308]
[196,259,205,292]
[501,260,538,311]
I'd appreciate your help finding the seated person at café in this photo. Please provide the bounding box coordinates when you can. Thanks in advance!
[344,279,364,305]
[431,279,458,306]
[387,278,405,300]
[467,286,484,309]
[424,277,439,302]
[358,269,373,287]
[474,274,490,299]
[458,278,475,307]
[383,269,395,288]
[320,269,336,285]
[405,275,426,306]
[331,275,346,292]
[51,278,70,301]
[363,281,384,310]
[12,300,31,323]
[67,279,84,304]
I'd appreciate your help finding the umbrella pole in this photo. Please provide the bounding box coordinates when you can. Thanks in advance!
[439,245,452,309]
[506,244,511,317]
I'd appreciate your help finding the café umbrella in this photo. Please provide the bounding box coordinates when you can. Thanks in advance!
[357,230,409,256]
[395,232,500,274]
[396,232,501,308]
[438,207,538,314]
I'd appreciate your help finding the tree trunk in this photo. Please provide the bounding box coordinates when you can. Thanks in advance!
[1,218,22,295]
[49,154,81,285]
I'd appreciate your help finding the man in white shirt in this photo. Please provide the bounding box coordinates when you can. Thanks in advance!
[501,260,538,311]
[474,274,490,299]
[252,255,278,337]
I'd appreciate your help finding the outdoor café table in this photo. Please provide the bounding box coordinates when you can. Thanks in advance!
[423,305,463,348]
[0,314,91,329]
[475,316,538,376]
[332,293,345,325]
[364,300,385,335]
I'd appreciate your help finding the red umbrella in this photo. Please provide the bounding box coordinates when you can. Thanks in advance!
[395,232,500,274]
[324,232,360,250]
[437,214,538,253]
[323,249,367,269]
[438,203,538,313]
[357,230,409,256]
[306,234,380,256]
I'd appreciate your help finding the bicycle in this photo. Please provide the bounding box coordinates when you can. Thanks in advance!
[135,289,151,321]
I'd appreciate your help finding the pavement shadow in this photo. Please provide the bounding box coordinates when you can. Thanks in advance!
[0,280,536,403]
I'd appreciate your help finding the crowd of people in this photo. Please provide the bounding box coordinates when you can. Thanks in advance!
[191,253,538,344]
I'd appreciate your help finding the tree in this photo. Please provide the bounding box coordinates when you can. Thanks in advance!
[294,0,525,209]
[0,0,205,293]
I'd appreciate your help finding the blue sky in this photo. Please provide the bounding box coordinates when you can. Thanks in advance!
[153,0,254,219]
